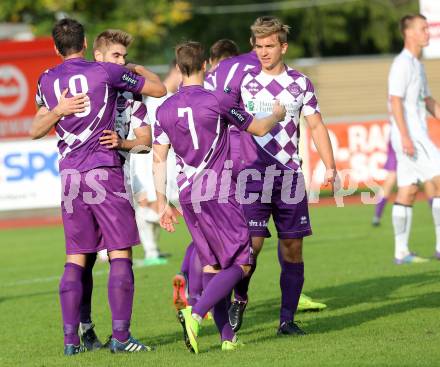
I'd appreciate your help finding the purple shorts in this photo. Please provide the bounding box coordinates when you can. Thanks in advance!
[384,140,397,172]
[241,171,312,239]
[181,195,253,268]
[61,166,140,255]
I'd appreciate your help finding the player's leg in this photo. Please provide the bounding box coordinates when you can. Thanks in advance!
[135,202,167,266]
[91,167,152,353]
[392,145,431,264]
[415,139,440,258]
[373,171,396,226]
[60,254,87,355]
[106,249,152,352]
[188,245,203,306]
[79,252,102,350]
[373,141,397,226]
[173,243,193,311]
[273,172,312,335]
[392,184,420,263]
[277,241,326,312]
[228,236,263,332]
[423,179,435,207]
[277,238,306,335]
[229,195,271,331]
[60,170,100,355]
[178,198,252,352]
[427,176,440,259]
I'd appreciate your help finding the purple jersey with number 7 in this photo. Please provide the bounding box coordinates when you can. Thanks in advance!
[154,85,253,204]
[36,58,145,172]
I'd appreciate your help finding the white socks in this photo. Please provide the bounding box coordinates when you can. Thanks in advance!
[432,198,440,253]
[392,204,412,259]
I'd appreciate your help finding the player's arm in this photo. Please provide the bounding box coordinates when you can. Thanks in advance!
[390,95,415,156]
[425,96,440,120]
[126,63,167,97]
[246,100,286,136]
[226,100,286,136]
[100,126,151,153]
[305,113,338,194]
[152,143,178,232]
[29,89,89,139]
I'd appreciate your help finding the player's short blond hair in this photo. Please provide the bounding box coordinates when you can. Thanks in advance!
[93,29,132,52]
[250,16,290,46]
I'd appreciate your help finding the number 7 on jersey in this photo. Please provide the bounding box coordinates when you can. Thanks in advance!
[178,107,199,150]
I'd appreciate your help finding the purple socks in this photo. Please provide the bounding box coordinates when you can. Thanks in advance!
[79,253,96,324]
[196,272,237,341]
[375,197,388,219]
[108,258,134,342]
[193,265,244,320]
[181,242,204,306]
[279,261,304,325]
[180,242,194,275]
[59,263,84,345]
[188,246,203,306]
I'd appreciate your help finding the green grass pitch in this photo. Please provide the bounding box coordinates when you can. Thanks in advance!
[1,201,439,366]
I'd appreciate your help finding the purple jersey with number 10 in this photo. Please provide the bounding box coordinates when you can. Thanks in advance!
[36,58,145,172]
[154,85,253,204]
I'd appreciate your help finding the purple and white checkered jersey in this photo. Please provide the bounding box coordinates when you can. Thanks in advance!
[35,58,145,172]
[239,65,320,172]
[154,85,253,204]
[114,91,149,160]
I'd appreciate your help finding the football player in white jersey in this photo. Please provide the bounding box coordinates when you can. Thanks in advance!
[96,31,172,268]
[389,14,440,264]
[129,61,182,266]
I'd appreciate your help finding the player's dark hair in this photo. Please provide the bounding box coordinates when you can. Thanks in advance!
[209,39,239,63]
[250,16,290,46]
[93,29,132,52]
[175,41,205,77]
[399,14,427,36]
[52,18,85,57]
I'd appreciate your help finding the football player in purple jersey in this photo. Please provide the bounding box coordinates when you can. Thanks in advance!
[153,41,286,352]
[30,18,165,355]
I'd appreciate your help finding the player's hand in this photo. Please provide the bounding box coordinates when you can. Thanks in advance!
[272,100,287,122]
[159,204,179,232]
[99,130,123,149]
[402,135,415,157]
[53,89,89,117]
[324,168,340,196]
[126,63,144,75]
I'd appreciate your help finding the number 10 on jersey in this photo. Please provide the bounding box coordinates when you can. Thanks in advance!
[178,107,199,150]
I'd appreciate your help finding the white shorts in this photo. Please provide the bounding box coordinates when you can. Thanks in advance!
[128,150,179,203]
[392,135,440,187]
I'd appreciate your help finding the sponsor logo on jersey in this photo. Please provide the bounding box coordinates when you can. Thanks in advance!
[248,219,268,227]
[122,73,138,86]
[224,86,231,94]
[229,108,246,123]
[287,83,302,98]
[244,79,263,95]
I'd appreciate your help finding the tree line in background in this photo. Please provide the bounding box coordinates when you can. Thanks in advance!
[0,0,418,64]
